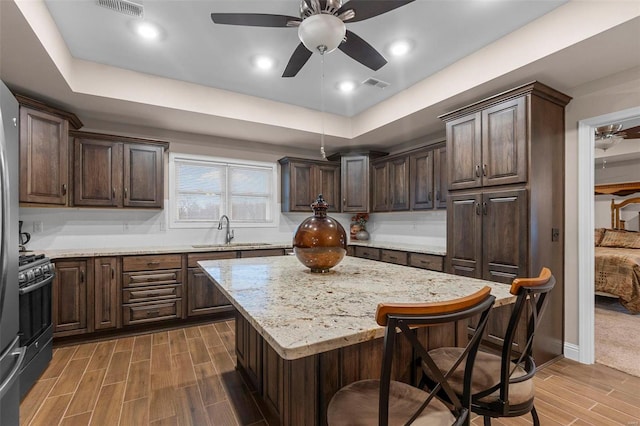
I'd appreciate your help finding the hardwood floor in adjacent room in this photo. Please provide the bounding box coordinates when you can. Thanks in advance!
[21,319,640,426]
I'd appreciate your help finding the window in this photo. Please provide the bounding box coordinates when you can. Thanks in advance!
[169,153,277,228]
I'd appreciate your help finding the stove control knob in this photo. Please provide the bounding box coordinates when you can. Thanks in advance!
[26,270,35,282]
[33,267,42,278]
[18,273,26,285]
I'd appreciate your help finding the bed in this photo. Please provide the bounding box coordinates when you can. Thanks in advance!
[594,197,640,313]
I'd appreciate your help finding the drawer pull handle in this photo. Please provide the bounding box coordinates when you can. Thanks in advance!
[145,293,160,298]
[389,256,397,260]
[146,310,160,317]
[147,261,160,266]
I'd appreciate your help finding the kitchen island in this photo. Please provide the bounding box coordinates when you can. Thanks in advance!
[199,255,515,426]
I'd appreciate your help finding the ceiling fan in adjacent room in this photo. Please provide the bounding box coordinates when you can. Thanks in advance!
[594,123,640,151]
[211,0,415,77]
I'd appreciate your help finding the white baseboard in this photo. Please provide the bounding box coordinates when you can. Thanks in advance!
[564,342,581,362]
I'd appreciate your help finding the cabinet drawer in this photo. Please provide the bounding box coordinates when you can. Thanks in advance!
[123,254,182,272]
[240,249,285,258]
[123,284,182,304]
[354,246,380,261]
[123,270,182,288]
[409,253,444,272]
[380,249,408,265]
[187,251,237,268]
[122,299,182,325]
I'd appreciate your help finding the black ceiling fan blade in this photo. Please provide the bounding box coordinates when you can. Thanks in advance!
[339,30,387,71]
[282,43,313,77]
[211,13,298,27]
[336,0,415,23]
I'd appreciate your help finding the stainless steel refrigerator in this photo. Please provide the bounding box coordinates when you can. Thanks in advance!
[0,79,24,425]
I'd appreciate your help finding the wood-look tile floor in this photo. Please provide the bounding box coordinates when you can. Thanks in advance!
[21,319,640,426]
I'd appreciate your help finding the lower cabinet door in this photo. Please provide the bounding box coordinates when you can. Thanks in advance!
[187,268,232,316]
[94,257,120,330]
[53,260,90,336]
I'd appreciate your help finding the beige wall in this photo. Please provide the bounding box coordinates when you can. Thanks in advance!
[564,66,640,345]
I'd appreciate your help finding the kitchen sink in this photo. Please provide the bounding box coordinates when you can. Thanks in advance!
[191,243,272,248]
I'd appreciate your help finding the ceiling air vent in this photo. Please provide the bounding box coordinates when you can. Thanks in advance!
[97,0,144,17]
[362,78,390,89]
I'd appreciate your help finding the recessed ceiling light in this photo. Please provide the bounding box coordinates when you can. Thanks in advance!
[389,40,412,57]
[338,81,356,93]
[136,21,160,40]
[253,56,275,71]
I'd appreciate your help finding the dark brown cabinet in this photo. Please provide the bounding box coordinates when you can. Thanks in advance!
[340,154,371,212]
[442,82,571,365]
[19,107,70,205]
[446,97,526,191]
[279,157,340,212]
[447,189,527,284]
[16,95,82,206]
[122,254,184,326]
[186,252,236,317]
[405,144,448,211]
[94,257,120,330]
[71,132,167,209]
[371,155,410,212]
[53,259,91,337]
[124,143,164,208]
[74,138,123,207]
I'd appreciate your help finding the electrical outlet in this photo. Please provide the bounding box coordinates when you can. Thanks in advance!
[32,221,43,233]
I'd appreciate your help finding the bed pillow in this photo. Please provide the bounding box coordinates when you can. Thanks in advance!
[594,228,606,246]
[599,229,640,249]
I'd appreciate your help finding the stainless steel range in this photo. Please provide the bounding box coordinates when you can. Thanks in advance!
[18,253,54,399]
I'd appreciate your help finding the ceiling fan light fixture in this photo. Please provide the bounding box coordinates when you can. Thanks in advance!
[298,14,346,54]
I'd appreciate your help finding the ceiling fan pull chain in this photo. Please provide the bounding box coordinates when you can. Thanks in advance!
[320,51,327,160]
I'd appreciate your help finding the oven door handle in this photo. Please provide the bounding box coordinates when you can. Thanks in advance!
[19,274,54,296]
[0,337,26,400]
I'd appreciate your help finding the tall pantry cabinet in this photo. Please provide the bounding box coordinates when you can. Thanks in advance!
[441,82,571,364]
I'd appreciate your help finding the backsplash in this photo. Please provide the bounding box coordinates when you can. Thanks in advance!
[19,206,447,251]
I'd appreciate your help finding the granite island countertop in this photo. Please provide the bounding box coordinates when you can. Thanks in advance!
[198,255,514,360]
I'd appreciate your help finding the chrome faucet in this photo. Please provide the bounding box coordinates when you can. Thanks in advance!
[218,215,234,244]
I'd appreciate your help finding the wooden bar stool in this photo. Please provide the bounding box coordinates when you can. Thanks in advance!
[327,286,496,426]
[422,268,556,426]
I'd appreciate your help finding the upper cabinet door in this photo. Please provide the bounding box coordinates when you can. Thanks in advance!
[388,155,410,211]
[73,139,123,207]
[289,161,314,212]
[341,155,369,212]
[316,163,340,212]
[434,146,447,209]
[481,97,527,187]
[447,112,482,191]
[370,161,389,212]
[19,107,69,205]
[123,143,164,208]
[410,149,434,210]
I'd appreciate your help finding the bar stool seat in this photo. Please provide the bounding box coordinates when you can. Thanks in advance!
[328,379,455,426]
[428,348,534,405]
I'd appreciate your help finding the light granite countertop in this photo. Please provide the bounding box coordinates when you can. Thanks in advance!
[349,240,446,256]
[39,243,292,259]
[198,255,514,360]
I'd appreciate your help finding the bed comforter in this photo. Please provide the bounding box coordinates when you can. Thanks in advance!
[595,247,640,313]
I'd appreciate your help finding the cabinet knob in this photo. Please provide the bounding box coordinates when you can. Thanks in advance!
[475,165,481,178]
[62,184,68,195]
[475,203,481,216]
[124,187,128,199]
[482,164,487,177]
[427,192,432,202]
[482,202,488,215]
[112,188,116,199]
[436,190,440,201]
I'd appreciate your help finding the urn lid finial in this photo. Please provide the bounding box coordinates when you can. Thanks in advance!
[311,194,328,212]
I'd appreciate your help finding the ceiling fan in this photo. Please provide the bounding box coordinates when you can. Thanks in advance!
[211,0,415,77]
[594,124,640,151]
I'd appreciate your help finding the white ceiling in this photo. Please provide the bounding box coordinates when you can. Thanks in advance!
[1,0,639,154]
[42,0,566,117]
